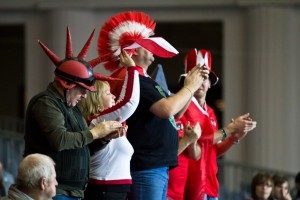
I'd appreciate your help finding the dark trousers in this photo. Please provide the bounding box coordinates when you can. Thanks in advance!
[84,183,129,200]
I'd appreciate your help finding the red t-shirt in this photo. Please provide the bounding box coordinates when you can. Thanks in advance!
[167,98,219,200]
[167,118,189,200]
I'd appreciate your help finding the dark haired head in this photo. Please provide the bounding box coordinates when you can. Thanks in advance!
[251,172,273,199]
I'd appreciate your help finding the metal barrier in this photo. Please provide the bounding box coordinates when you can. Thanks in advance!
[218,159,296,199]
[0,116,24,178]
[0,116,297,199]
[0,116,24,133]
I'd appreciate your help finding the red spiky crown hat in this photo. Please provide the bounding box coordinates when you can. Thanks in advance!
[179,48,219,86]
[98,11,179,72]
[38,26,116,92]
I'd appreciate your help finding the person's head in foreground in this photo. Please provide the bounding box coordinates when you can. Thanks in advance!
[13,153,57,200]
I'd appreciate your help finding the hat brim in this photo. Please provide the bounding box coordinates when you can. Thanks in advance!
[56,76,96,92]
[123,37,179,58]
[77,82,96,92]
[178,71,219,87]
[209,71,219,86]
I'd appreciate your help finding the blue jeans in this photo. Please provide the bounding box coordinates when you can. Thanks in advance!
[53,194,81,200]
[128,167,169,200]
[204,194,218,200]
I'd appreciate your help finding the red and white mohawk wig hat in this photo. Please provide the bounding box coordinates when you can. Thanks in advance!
[98,11,179,72]
[38,26,115,92]
[179,48,219,86]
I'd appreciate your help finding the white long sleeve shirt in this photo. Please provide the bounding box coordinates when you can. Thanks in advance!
[88,67,140,184]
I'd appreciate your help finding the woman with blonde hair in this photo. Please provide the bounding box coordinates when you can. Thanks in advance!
[78,50,140,200]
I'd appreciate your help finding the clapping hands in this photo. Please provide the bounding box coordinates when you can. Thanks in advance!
[229,113,257,141]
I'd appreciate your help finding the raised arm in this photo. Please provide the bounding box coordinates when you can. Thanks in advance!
[150,65,209,118]
[90,50,140,125]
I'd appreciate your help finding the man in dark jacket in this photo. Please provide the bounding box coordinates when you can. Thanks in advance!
[24,27,125,200]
